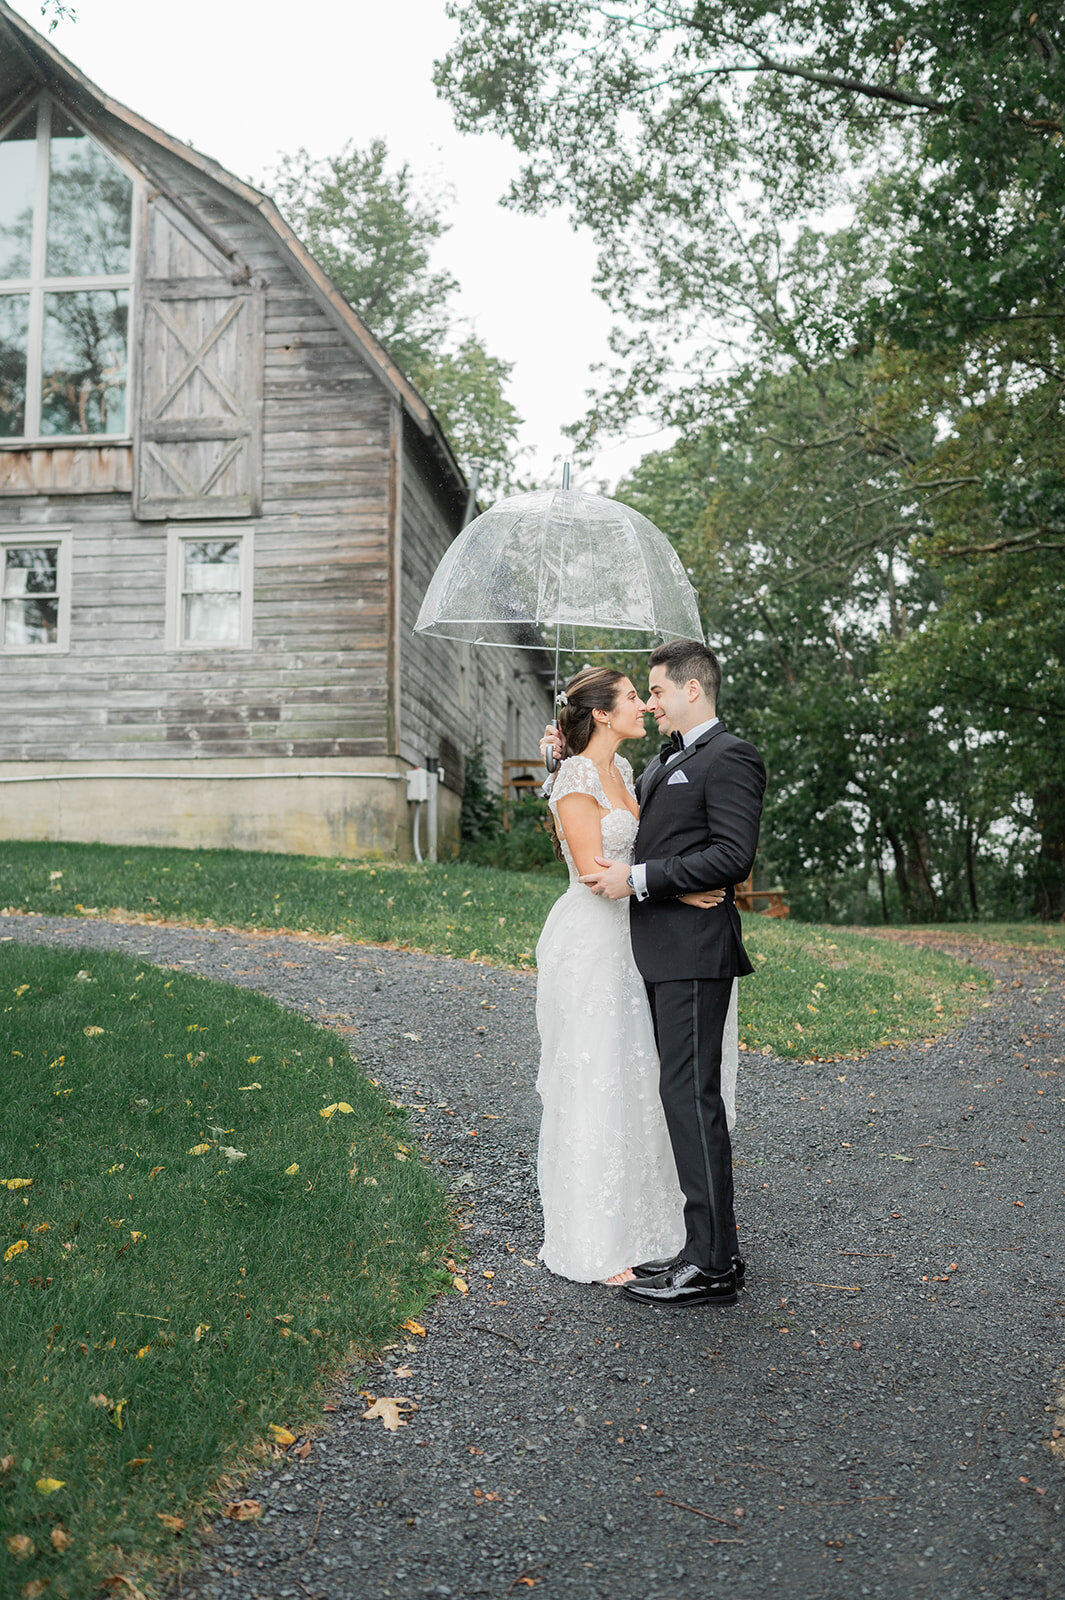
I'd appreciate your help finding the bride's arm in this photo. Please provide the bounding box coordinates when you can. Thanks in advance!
[555,794,606,879]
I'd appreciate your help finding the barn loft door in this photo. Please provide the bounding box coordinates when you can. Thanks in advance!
[134,197,264,520]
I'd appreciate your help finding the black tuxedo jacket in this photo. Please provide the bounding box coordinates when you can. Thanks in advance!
[630,721,766,983]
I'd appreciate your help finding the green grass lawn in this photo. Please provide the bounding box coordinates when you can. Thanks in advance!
[877,921,1065,950]
[0,840,1002,1061]
[0,943,453,1599]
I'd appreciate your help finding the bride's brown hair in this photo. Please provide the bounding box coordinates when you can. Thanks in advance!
[547,668,627,859]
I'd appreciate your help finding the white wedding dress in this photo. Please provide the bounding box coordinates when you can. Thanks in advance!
[535,752,739,1283]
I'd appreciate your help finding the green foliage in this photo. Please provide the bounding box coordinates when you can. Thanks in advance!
[0,943,452,1597]
[267,139,523,495]
[461,795,566,875]
[459,740,500,844]
[417,335,522,502]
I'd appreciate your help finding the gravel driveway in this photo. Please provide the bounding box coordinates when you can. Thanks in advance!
[4,914,1063,1600]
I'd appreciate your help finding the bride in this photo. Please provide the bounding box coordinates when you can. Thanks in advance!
[535,666,738,1286]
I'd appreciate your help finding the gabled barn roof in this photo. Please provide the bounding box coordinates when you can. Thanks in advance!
[0,0,469,502]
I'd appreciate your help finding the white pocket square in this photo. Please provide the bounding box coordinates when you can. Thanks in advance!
[666,770,689,785]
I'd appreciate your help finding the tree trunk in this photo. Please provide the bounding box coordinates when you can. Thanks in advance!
[965,822,979,918]
[1032,784,1065,920]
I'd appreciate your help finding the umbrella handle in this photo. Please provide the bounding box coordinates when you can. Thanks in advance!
[545,719,560,773]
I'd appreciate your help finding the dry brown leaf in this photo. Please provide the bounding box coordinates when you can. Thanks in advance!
[49,1524,73,1551]
[22,1580,51,1599]
[362,1396,417,1432]
[293,1441,312,1459]
[223,1499,262,1521]
[156,1513,185,1533]
[393,1365,414,1379]
[6,1534,33,1560]
[0,1454,15,1472]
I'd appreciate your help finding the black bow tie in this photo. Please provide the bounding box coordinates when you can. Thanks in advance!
[659,730,684,763]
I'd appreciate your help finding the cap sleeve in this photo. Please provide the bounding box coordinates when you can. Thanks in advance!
[547,755,604,816]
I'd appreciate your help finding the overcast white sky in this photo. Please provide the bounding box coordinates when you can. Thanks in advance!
[11,0,671,490]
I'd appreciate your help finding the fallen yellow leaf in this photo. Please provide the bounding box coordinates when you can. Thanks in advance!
[337,1102,354,1113]
[238,1083,262,1091]
[224,1499,262,1521]
[193,1324,210,1342]
[453,1276,469,1294]
[35,1478,66,1494]
[319,1103,339,1119]
[401,1319,426,1338]
[136,1345,150,1359]
[4,1239,28,1262]
[112,1400,126,1430]
[361,1396,417,1432]
[268,1424,296,1446]
[1,1178,32,1190]
[246,1056,262,1064]
[130,1232,144,1243]
[285,1163,300,1176]
[187,1143,212,1156]
[14,984,29,997]
[83,1025,105,1036]
[125,1457,150,1470]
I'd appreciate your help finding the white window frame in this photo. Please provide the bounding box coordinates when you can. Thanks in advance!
[166,526,254,652]
[0,90,139,446]
[0,525,72,654]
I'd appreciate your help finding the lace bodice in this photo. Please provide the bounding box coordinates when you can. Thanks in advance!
[548,754,638,882]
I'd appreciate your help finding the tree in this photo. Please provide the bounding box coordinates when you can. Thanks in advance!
[437,2,1065,366]
[268,140,523,497]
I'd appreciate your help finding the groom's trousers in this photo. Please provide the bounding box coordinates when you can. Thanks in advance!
[645,977,738,1275]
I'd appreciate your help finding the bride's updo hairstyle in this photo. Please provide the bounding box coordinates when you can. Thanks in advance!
[546,668,627,861]
[557,667,627,758]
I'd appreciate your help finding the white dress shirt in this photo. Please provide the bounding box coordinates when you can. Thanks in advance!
[630,717,719,900]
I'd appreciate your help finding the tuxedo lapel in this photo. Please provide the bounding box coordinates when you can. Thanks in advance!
[638,721,727,809]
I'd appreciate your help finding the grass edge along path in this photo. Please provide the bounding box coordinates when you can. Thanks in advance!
[0,943,454,1600]
[0,839,998,1061]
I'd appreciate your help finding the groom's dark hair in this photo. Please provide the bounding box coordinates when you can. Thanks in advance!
[648,639,722,707]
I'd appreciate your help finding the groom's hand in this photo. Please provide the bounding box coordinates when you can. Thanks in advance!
[580,857,633,900]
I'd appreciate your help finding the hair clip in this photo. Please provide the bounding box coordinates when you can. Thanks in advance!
[556,691,569,707]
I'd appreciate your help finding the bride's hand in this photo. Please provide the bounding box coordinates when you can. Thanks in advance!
[678,889,726,909]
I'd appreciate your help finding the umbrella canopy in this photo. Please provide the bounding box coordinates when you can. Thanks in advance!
[413,487,703,653]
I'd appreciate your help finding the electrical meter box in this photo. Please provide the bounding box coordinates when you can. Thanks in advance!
[405,767,429,803]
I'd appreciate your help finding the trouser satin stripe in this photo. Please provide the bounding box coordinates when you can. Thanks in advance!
[690,978,722,1271]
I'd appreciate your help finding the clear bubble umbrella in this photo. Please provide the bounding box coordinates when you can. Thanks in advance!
[413,480,703,759]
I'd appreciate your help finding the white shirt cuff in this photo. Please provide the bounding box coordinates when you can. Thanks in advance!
[630,862,649,900]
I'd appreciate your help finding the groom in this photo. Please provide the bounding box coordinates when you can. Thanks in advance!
[580,639,766,1307]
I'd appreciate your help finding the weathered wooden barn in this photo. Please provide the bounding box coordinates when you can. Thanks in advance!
[0,2,551,859]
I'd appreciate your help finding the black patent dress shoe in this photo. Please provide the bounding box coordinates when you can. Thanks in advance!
[634,1253,746,1290]
[620,1259,738,1307]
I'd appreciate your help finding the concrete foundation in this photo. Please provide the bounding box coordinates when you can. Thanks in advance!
[0,758,461,862]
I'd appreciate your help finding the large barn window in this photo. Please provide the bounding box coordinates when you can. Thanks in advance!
[0,96,133,441]
[0,528,71,652]
[166,527,254,651]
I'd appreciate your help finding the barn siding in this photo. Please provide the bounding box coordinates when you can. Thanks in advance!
[398,422,552,798]
[0,132,393,765]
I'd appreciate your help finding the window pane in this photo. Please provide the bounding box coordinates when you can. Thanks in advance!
[3,596,58,646]
[0,294,29,436]
[0,109,37,279]
[46,109,132,277]
[4,546,58,597]
[40,289,128,435]
[183,592,240,644]
[183,540,241,592]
